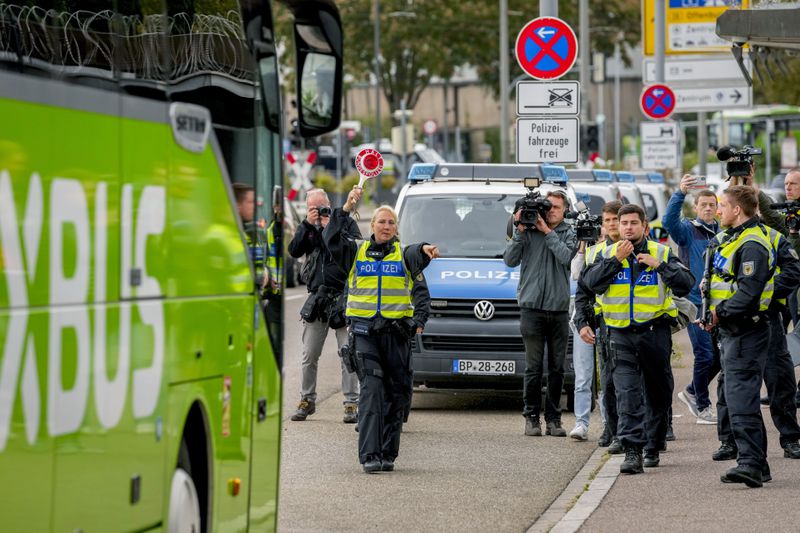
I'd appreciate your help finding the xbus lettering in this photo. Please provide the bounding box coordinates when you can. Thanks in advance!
[0,171,165,450]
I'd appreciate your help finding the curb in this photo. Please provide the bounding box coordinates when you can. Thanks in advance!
[527,448,623,533]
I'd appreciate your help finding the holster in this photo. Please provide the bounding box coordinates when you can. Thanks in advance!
[339,330,365,380]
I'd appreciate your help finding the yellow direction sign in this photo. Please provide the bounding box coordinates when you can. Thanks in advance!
[643,0,748,55]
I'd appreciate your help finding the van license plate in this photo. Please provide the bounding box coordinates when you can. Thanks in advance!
[453,360,515,375]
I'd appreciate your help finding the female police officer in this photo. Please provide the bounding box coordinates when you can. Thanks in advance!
[324,187,438,473]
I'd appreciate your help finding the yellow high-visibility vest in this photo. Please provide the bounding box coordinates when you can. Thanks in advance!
[586,241,608,317]
[598,240,677,328]
[266,220,282,294]
[764,226,785,307]
[709,226,774,312]
[346,241,413,319]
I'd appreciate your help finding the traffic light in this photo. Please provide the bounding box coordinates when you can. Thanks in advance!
[582,123,599,154]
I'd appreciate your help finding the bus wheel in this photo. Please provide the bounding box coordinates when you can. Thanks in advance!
[168,467,201,533]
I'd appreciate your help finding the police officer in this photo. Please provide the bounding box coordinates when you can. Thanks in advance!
[572,200,622,450]
[712,217,800,468]
[582,204,694,474]
[703,186,775,488]
[325,188,436,473]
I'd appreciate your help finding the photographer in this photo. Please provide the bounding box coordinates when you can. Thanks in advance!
[504,189,577,437]
[663,176,720,425]
[753,168,800,320]
[288,189,361,423]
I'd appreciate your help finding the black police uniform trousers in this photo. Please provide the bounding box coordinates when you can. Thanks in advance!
[354,330,413,464]
[718,313,799,448]
[520,309,569,422]
[596,318,619,436]
[609,320,673,452]
[716,321,770,468]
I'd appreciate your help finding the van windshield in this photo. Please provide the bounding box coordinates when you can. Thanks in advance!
[398,194,520,258]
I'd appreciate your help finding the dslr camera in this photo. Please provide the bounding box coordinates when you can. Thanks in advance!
[716,145,762,179]
[514,177,552,229]
[317,206,332,217]
[769,200,800,232]
[567,201,602,243]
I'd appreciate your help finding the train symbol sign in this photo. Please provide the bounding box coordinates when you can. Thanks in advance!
[640,84,676,120]
[515,17,578,81]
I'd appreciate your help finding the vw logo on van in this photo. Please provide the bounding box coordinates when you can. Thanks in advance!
[473,300,495,321]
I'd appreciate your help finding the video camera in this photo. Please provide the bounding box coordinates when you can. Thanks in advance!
[566,201,602,243]
[514,177,552,229]
[716,145,762,179]
[769,200,800,232]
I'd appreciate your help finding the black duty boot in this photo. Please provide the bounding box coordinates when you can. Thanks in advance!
[363,457,382,474]
[665,424,675,442]
[721,463,771,484]
[783,441,800,459]
[643,450,660,468]
[607,437,623,454]
[525,415,542,436]
[381,458,395,472]
[620,448,644,474]
[712,441,738,461]
[546,419,567,437]
[721,465,762,488]
[598,425,612,447]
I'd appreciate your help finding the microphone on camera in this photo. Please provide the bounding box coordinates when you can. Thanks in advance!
[716,145,735,161]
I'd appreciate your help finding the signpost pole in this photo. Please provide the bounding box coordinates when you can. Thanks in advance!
[579,0,590,123]
[698,112,707,176]
[373,0,382,203]
[540,0,557,17]
[655,0,665,84]
[614,38,621,164]
[500,0,509,164]
[400,98,408,182]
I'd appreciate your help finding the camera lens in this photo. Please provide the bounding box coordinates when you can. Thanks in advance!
[318,206,332,217]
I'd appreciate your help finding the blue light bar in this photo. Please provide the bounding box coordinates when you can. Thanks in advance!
[647,172,665,183]
[540,165,569,183]
[407,163,437,182]
[592,169,613,182]
[616,171,635,183]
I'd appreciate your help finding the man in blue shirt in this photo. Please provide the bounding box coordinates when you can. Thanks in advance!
[662,175,720,424]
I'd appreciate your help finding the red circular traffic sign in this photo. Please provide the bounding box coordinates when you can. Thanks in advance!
[640,84,676,120]
[515,17,578,81]
[423,119,438,136]
[355,148,384,178]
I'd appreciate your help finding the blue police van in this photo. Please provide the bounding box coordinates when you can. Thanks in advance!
[395,163,579,407]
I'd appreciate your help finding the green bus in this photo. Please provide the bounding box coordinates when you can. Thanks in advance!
[0,1,343,531]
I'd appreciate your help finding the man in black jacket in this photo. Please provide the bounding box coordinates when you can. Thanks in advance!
[581,204,694,474]
[288,189,361,423]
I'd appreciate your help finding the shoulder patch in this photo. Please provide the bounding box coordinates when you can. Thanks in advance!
[416,273,424,282]
[791,249,799,261]
[742,261,755,276]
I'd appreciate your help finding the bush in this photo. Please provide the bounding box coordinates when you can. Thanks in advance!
[340,174,360,192]
[313,171,336,193]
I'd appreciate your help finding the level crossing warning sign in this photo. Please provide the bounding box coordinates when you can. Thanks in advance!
[640,84,676,120]
[515,17,578,81]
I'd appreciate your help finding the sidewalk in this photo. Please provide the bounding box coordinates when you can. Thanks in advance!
[580,330,800,532]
